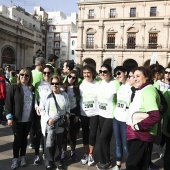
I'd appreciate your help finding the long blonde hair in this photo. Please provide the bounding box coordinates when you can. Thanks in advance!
[17,68,33,88]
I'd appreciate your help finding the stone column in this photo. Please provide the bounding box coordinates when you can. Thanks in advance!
[98,20,104,49]
[76,52,83,65]
[96,52,103,71]
[77,22,84,48]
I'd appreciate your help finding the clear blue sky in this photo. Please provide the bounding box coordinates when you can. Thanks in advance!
[0,0,78,15]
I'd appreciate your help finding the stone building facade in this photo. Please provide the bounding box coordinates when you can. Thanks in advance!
[0,14,35,69]
[0,5,45,69]
[76,0,170,71]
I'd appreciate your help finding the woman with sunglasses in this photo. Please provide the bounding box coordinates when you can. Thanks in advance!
[79,65,99,166]
[39,75,70,170]
[61,70,80,161]
[126,66,161,170]
[158,67,170,91]
[5,68,35,170]
[111,66,132,170]
[96,64,120,170]
[31,65,54,166]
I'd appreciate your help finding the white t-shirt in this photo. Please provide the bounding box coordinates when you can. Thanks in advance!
[97,80,119,118]
[157,80,170,92]
[80,79,99,117]
[114,83,132,122]
[21,85,33,122]
[38,81,51,101]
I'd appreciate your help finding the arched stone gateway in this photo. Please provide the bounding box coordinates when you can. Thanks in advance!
[123,59,138,71]
[1,46,15,65]
[83,58,96,68]
[143,60,159,66]
[103,58,111,65]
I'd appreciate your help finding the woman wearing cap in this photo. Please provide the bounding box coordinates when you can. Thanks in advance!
[96,64,120,170]
[39,75,70,170]
[126,66,161,170]
[5,68,35,170]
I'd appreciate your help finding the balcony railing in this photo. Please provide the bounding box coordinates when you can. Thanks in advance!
[107,43,115,49]
[130,14,136,17]
[82,44,162,50]
[88,15,94,19]
[103,44,162,50]
[148,44,158,49]
[150,12,156,17]
[127,44,136,49]
[110,15,116,18]
[86,44,94,48]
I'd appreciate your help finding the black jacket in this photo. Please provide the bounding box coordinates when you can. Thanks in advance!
[5,84,35,122]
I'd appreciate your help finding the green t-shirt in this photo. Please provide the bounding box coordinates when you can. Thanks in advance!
[9,75,17,84]
[32,70,43,87]
[32,70,43,101]
[128,85,160,135]
[153,81,160,90]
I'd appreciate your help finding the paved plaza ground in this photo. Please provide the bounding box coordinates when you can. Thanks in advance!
[0,124,164,170]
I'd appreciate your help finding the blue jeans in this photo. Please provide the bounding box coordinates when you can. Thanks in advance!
[113,118,128,161]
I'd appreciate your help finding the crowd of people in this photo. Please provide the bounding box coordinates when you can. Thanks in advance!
[0,54,170,170]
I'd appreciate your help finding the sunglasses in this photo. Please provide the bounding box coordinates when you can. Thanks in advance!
[43,72,51,75]
[99,70,108,74]
[51,82,60,86]
[68,75,76,80]
[165,71,170,74]
[20,73,29,77]
[116,72,121,76]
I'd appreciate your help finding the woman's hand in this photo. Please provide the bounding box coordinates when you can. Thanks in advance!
[48,118,54,126]
[36,106,41,116]
[7,119,13,126]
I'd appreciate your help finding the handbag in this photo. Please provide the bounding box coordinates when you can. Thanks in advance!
[56,116,68,128]
[52,93,69,132]
[131,111,149,124]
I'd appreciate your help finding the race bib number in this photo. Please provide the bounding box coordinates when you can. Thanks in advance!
[83,101,94,110]
[99,102,108,111]
[117,102,127,111]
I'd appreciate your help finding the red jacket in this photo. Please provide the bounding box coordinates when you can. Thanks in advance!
[0,76,6,100]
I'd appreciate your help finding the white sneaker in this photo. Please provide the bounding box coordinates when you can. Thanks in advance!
[88,154,95,166]
[157,147,164,158]
[20,156,27,167]
[80,154,88,165]
[33,155,41,165]
[112,165,122,170]
[11,158,19,170]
